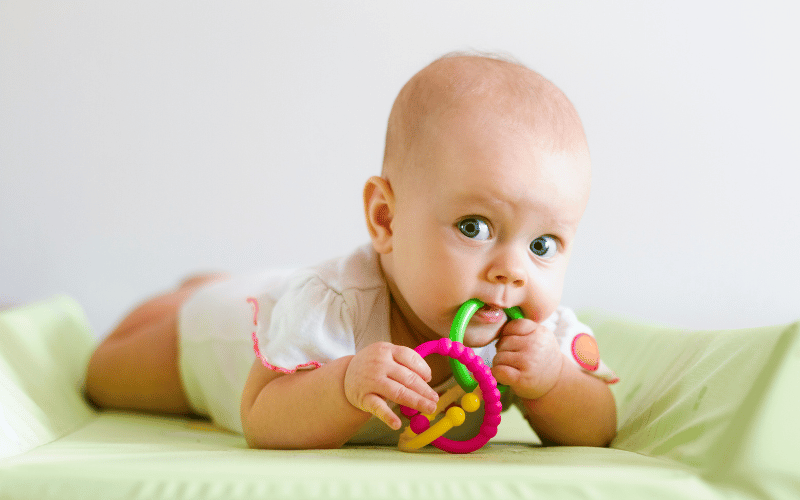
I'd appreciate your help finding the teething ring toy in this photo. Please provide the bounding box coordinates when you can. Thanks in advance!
[398,338,502,454]
[449,299,524,394]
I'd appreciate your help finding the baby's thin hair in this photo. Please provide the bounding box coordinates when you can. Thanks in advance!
[382,50,587,182]
[436,49,524,66]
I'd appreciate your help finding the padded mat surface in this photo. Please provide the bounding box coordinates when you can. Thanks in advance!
[2,411,721,500]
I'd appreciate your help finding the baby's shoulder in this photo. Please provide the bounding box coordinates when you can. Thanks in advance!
[266,244,390,348]
[295,243,385,296]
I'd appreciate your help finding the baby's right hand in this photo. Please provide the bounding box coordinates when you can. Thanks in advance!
[344,342,439,430]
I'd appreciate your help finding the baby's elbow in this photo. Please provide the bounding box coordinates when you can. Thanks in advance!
[240,401,280,450]
[241,413,347,450]
[538,431,615,448]
[243,430,346,450]
[241,411,266,449]
[530,413,617,448]
[244,431,264,450]
[591,424,616,448]
[241,423,281,450]
[587,413,618,447]
[577,412,617,448]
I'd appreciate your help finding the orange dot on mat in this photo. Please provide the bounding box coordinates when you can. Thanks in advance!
[572,333,599,371]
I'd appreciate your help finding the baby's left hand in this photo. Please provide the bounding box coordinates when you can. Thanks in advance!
[491,319,564,400]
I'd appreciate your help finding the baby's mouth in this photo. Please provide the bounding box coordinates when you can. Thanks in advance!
[471,303,506,324]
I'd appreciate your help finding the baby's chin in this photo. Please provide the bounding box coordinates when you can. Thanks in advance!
[459,325,503,348]
[461,338,498,349]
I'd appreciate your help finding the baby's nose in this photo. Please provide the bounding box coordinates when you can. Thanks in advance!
[492,272,525,287]
[488,262,526,287]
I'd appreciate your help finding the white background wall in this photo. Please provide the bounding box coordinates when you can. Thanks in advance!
[2,1,798,337]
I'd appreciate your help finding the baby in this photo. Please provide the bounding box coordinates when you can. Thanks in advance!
[86,52,618,450]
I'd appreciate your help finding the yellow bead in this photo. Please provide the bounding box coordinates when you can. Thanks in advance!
[461,393,481,413]
[445,406,466,427]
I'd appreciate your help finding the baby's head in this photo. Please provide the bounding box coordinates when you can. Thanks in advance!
[364,53,591,347]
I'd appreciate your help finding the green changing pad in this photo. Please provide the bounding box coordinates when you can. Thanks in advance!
[1,296,798,499]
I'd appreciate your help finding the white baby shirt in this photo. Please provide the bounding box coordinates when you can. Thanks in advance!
[179,243,617,442]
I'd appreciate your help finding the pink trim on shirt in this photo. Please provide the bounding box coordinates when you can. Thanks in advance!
[247,297,322,374]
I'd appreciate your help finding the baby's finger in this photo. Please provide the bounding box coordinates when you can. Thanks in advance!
[492,347,517,366]
[379,377,438,416]
[491,362,521,387]
[495,331,526,353]
[360,393,402,430]
[387,364,439,404]
[500,318,538,337]
[391,345,433,383]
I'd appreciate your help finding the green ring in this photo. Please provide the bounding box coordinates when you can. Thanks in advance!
[448,299,523,393]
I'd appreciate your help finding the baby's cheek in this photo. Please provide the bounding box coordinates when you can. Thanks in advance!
[530,271,566,319]
[532,294,561,324]
[520,302,555,324]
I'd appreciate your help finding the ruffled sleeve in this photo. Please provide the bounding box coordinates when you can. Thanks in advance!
[543,307,619,384]
[248,271,359,374]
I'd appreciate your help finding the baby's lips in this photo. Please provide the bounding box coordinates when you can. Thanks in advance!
[477,301,511,311]
[472,303,506,323]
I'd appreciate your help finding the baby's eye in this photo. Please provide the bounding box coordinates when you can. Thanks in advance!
[458,218,490,240]
[530,236,558,259]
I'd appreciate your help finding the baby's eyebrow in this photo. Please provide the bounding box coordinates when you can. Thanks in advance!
[450,189,549,220]
[449,190,512,210]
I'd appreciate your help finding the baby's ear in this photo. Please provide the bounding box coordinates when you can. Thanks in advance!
[363,176,394,254]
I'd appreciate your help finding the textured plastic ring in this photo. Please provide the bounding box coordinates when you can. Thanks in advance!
[399,338,502,454]
[449,299,523,393]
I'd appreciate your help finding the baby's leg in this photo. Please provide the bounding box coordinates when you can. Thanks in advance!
[85,274,226,415]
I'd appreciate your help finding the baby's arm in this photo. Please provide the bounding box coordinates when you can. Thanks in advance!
[519,358,617,446]
[492,319,617,447]
[240,342,439,449]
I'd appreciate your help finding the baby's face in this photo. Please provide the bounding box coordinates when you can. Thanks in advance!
[384,104,591,347]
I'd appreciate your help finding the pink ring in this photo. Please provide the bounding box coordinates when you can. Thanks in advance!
[400,338,502,454]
